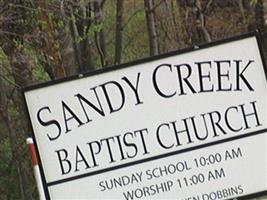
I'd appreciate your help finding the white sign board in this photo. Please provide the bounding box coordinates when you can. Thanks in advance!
[24,33,267,199]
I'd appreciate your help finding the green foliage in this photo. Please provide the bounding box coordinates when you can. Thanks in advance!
[123,5,149,62]
[2,1,38,41]
[27,49,50,82]
[32,65,50,81]
[0,138,19,200]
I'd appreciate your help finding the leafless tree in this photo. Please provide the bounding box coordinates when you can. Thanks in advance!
[37,0,66,78]
[114,0,124,64]
[144,0,159,56]
[93,0,107,67]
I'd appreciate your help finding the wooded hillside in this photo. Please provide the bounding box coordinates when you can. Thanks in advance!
[0,0,267,199]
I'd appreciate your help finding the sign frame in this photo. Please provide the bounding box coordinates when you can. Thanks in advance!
[23,31,267,200]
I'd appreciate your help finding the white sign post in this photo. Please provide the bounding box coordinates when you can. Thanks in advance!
[24,33,267,199]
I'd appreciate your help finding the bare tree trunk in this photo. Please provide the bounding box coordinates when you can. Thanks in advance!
[193,0,211,43]
[144,0,159,56]
[238,0,246,24]
[0,68,11,200]
[74,1,95,73]
[170,1,181,46]
[58,1,78,76]
[37,0,66,79]
[255,0,265,31]
[256,0,267,68]
[114,0,124,64]
[93,0,107,67]
[99,30,107,65]
[0,69,8,126]
[69,14,83,72]
[80,38,94,73]
[179,1,192,45]
[69,19,94,74]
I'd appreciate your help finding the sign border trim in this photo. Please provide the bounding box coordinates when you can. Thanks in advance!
[22,31,267,200]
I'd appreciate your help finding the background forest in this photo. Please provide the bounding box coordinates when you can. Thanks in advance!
[0,0,267,199]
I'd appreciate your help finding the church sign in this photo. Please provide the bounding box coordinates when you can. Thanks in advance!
[23,32,267,199]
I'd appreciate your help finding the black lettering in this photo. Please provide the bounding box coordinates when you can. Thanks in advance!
[62,100,84,133]
[156,123,174,149]
[123,132,138,159]
[122,73,143,105]
[215,60,232,91]
[55,149,71,175]
[99,181,106,192]
[208,111,227,136]
[234,60,254,91]
[170,119,194,146]
[37,106,62,141]
[196,61,214,92]
[191,115,209,140]
[134,128,150,155]
[114,135,126,160]
[101,137,116,163]
[75,146,90,172]
[175,64,196,95]
[239,101,262,129]
[152,64,177,98]
[225,106,243,132]
[75,89,105,123]
[99,81,125,113]
[86,141,101,167]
